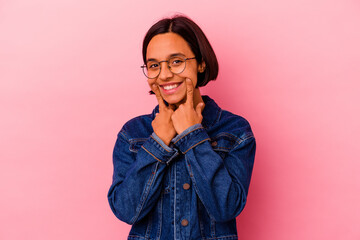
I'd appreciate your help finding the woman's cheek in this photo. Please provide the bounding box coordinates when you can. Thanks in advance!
[147,78,156,85]
[189,67,199,86]
[180,70,198,86]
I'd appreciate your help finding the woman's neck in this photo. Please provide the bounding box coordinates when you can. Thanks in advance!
[174,87,204,109]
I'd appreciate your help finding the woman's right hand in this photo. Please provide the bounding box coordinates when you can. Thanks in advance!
[150,84,177,146]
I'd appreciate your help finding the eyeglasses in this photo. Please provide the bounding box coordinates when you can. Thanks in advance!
[141,56,196,79]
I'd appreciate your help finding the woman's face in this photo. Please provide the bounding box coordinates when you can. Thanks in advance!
[146,32,202,106]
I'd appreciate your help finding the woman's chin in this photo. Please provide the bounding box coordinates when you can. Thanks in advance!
[162,94,185,106]
[165,99,181,106]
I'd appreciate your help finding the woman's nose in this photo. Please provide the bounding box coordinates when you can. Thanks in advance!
[158,62,173,80]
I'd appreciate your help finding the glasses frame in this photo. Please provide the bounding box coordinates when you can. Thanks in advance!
[141,56,196,79]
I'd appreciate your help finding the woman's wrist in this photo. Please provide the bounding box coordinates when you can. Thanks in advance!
[156,133,172,146]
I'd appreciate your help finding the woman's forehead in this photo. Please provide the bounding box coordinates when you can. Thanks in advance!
[146,32,194,60]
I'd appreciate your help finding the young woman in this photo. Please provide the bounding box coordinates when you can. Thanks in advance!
[108,15,256,240]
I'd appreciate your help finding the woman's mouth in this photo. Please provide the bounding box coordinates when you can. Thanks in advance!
[160,82,183,95]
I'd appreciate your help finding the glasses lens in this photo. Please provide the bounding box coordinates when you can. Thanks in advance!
[144,61,160,78]
[169,57,186,74]
[142,57,187,78]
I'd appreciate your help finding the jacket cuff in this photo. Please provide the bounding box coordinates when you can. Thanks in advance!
[172,124,211,154]
[141,133,179,165]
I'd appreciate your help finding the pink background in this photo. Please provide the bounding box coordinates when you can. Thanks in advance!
[1,0,360,239]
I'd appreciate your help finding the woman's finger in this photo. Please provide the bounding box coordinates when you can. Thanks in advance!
[195,102,205,118]
[150,84,166,110]
[185,78,194,108]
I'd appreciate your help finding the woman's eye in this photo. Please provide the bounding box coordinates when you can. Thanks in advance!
[148,63,159,69]
[171,59,184,65]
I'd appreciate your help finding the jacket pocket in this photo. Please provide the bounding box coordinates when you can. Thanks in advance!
[211,133,238,159]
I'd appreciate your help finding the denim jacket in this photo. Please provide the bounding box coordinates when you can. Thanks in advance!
[108,96,256,240]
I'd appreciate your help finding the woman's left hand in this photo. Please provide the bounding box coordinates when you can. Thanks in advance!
[171,78,205,135]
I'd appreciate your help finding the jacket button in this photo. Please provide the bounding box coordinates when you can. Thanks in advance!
[181,219,189,226]
[183,183,190,190]
[211,141,217,147]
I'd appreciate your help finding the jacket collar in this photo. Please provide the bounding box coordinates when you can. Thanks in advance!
[201,95,221,128]
[151,95,221,129]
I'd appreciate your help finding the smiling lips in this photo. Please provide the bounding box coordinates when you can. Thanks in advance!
[163,83,180,90]
[160,82,183,94]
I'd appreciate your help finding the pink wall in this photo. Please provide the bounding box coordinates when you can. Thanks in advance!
[1,0,359,239]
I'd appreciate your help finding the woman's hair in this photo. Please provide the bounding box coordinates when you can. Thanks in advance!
[142,14,219,88]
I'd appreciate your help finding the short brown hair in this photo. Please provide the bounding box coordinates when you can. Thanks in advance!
[143,15,219,89]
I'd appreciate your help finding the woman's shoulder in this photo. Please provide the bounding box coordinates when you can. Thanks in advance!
[203,96,253,138]
[123,113,153,128]
[218,110,254,139]
[220,109,251,128]
[118,112,155,140]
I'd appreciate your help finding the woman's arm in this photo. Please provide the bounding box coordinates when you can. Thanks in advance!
[107,129,179,225]
[172,123,256,222]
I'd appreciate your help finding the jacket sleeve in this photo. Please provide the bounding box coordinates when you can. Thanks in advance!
[171,123,256,222]
[107,129,179,225]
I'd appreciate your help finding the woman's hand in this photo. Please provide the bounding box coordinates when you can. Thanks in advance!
[150,83,177,146]
[171,79,205,135]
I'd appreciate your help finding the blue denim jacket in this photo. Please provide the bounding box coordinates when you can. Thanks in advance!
[108,96,256,240]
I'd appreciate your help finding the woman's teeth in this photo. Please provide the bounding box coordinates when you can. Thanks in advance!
[163,84,179,90]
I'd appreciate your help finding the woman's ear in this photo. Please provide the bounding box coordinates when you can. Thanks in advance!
[198,61,206,73]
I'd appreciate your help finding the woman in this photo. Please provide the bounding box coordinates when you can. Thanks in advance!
[108,15,256,240]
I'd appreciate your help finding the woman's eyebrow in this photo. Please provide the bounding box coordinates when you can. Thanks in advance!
[146,53,186,62]
[169,53,186,57]
[146,57,157,62]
